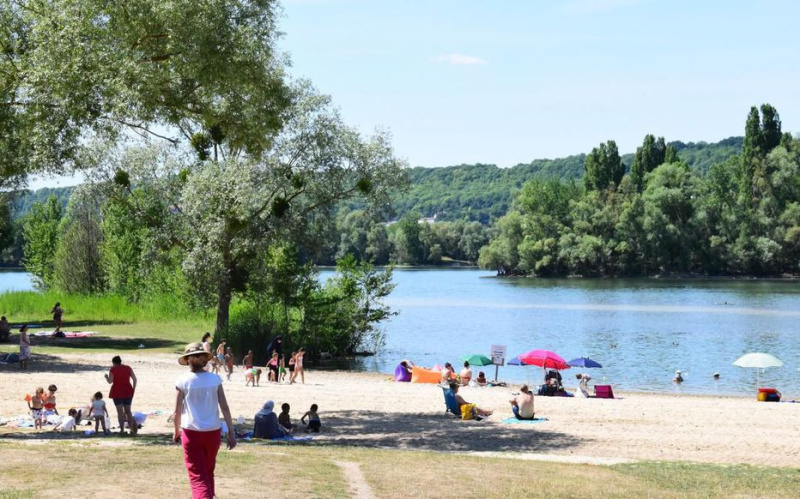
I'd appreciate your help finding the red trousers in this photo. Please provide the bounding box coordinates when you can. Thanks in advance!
[181,428,221,499]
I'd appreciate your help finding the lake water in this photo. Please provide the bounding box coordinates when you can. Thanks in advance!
[3,269,799,396]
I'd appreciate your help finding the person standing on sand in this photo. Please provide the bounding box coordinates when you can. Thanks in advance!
[51,302,63,334]
[18,324,31,370]
[105,356,137,435]
[173,342,236,499]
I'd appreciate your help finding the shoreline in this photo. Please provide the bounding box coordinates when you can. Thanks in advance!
[2,352,799,468]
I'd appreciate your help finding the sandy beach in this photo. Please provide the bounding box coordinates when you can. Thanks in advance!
[1,352,798,468]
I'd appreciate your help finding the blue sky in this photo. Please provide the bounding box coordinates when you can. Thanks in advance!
[30,0,800,188]
[279,0,800,167]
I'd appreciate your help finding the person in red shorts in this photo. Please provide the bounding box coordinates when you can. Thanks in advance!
[173,342,236,499]
[105,355,138,435]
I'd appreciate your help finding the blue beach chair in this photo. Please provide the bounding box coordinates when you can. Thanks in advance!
[441,386,460,417]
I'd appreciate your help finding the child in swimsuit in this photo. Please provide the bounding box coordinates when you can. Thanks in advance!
[224,347,234,381]
[242,350,254,370]
[27,387,45,430]
[245,368,262,387]
[301,404,321,433]
[43,384,58,416]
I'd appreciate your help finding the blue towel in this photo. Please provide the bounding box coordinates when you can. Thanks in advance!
[271,435,313,441]
[501,417,547,424]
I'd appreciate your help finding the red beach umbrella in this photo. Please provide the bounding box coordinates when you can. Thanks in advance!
[516,349,570,370]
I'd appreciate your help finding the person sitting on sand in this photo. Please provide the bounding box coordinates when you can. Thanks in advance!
[576,373,592,398]
[460,361,472,386]
[476,371,488,387]
[278,403,294,431]
[674,370,684,383]
[509,385,535,420]
[0,316,10,342]
[301,404,321,433]
[449,382,493,419]
[253,400,288,439]
[441,362,455,383]
[53,408,78,432]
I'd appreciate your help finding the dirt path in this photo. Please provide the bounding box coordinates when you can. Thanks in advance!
[332,460,376,499]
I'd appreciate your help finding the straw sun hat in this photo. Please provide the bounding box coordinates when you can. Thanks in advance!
[178,342,213,366]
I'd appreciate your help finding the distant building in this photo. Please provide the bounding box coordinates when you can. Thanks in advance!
[417,214,437,224]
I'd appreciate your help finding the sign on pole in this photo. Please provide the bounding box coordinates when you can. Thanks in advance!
[491,344,507,366]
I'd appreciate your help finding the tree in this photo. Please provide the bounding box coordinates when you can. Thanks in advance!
[1,0,292,188]
[583,141,624,192]
[53,187,105,293]
[21,196,62,289]
[631,135,667,191]
[97,88,406,333]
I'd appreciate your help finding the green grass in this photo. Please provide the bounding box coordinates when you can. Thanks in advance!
[0,291,213,354]
[0,440,797,498]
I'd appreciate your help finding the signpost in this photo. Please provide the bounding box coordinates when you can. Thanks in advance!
[490,344,507,382]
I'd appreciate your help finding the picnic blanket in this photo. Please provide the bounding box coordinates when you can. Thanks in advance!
[33,331,98,338]
[501,417,548,424]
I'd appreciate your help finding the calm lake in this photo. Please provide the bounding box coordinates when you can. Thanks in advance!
[3,269,799,396]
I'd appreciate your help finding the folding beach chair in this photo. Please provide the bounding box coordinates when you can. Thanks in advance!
[441,386,460,417]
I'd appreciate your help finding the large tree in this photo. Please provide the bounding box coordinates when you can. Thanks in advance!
[1,0,291,189]
[97,89,406,333]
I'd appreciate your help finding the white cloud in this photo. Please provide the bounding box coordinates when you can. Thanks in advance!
[431,54,487,66]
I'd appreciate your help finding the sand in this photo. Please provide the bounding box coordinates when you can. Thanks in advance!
[1,352,798,467]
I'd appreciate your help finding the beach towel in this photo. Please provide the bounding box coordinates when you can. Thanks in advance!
[501,417,548,424]
[271,435,313,441]
[33,331,98,338]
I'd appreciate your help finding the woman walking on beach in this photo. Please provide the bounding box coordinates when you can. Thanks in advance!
[105,356,137,435]
[173,342,236,499]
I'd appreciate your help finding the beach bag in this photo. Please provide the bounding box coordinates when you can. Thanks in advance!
[461,403,477,420]
[6,353,19,363]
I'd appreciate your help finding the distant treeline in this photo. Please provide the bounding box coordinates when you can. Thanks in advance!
[2,136,745,268]
[479,105,799,277]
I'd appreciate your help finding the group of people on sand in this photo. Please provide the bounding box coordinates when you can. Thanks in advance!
[198,333,307,387]
[253,400,321,439]
[24,355,139,435]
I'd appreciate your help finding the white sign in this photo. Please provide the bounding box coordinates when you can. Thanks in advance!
[491,344,507,366]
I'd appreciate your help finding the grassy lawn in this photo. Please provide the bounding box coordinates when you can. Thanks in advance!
[0,440,798,498]
[0,291,212,354]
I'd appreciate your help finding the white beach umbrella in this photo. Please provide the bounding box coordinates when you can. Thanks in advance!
[732,352,783,387]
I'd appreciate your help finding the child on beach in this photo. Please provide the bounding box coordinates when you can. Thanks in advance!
[290,348,305,384]
[279,355,287,383]
[210,353,220,374]
[278,403,294,431]
[91,392,110,435]
[216,339,226,366]
[53,408,78,432]
[27,387,45,430]
[18,324,30,370]
[242,350,254,370]
[225,347,234,381]
[245,368,262,387]
[300,404,321,433]
[267,352,279,383]
[43,385,58,416]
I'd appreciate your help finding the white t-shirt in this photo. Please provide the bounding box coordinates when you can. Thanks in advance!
[58,416,76,431]
[175,371,222,431]
[91,399,106,417]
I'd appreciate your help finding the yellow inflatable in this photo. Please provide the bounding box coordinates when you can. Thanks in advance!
[411,366,442,384]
